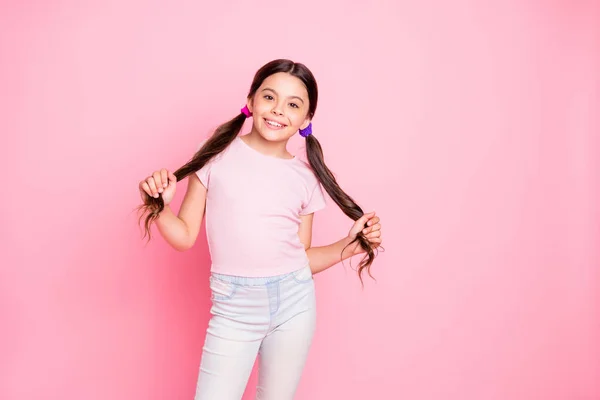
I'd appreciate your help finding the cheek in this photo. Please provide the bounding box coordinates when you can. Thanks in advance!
[252,98,268,113]
[289,112,307,127]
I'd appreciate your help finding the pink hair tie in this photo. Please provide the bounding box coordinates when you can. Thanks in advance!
[241,105,252,118]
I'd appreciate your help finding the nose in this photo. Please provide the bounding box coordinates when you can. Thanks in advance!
[271,102,284,116]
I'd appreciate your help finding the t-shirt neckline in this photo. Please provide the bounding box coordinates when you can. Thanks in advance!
[237,136,297,163]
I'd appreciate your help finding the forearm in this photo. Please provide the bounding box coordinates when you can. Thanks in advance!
[306,236,361,274]
[155,205,193,251]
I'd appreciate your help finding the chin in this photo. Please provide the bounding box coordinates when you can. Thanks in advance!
[257,126,293,142]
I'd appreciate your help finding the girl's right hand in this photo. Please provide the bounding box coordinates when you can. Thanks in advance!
[139,168,177,205]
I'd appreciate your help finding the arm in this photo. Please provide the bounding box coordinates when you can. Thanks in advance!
[306,236,362,274]
[154,173,207,251]
[298,212,382,275]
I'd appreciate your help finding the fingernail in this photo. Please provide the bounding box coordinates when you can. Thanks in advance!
[163,183,167,188]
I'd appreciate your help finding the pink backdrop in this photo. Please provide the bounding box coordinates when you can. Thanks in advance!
[1,1,598,399]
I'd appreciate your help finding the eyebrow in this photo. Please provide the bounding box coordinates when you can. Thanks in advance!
[261,87,305,104]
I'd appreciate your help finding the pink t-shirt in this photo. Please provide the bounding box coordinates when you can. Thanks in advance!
[195,136,327,277]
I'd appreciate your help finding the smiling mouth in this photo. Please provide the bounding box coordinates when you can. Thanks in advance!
[264,118,287,128]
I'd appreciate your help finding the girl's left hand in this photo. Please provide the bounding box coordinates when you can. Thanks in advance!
[347,211,382,254]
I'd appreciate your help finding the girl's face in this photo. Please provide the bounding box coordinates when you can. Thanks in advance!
[247,72,311,143]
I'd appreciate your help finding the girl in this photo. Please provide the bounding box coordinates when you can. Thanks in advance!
[137,59,383,400]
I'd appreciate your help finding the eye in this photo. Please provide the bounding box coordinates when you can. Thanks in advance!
[289,103,299,109]
[264,95,274,100]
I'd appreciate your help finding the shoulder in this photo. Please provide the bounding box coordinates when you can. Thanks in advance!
[291,157,314,175]
[195,136,239,164]
[290,158,319,183]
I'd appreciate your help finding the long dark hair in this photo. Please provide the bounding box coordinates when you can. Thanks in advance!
[138,59,378,282]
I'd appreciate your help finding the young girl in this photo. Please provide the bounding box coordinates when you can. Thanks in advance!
[137,59,383,400]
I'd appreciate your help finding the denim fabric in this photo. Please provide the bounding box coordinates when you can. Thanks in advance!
[194,265,316,400]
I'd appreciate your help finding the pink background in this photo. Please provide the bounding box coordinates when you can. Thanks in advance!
[1,1,598,399]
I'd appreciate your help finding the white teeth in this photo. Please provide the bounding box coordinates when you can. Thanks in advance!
[266,119,283,128]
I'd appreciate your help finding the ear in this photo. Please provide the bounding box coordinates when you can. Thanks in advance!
[246,97,254,113]
[300,117,312,130]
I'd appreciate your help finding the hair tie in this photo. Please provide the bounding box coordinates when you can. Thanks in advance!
[299,123,312,138]
[241,105,252,118]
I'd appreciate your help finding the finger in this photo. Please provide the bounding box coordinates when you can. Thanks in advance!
[152,171,163,193]
[367,216,380,227]
[362,223,381,234]
[367,231,381,239]
[358,211,376,226]
[140,181,152,198]
[146,177,159,198]
[160,169,168,188]
[168,171,177,185]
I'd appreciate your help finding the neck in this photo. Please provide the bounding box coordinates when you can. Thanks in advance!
[242,129,294,160]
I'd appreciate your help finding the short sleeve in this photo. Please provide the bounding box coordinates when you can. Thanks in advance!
[195,164,211,188]
[300,182,327,215]
[194,140,211,188]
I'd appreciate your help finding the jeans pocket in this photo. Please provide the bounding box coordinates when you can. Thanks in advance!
[292,266,313,284]
[209,276,237,301]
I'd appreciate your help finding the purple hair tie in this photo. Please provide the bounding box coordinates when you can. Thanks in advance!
[241,105,252,118]
[299,123,312,138]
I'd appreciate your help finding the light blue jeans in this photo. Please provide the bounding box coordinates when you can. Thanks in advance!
[194,265,317,400]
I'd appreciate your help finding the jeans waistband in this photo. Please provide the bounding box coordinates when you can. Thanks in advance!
[211,265,309,286]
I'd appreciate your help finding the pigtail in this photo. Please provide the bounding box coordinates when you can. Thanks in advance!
[305,134,378,284]
[137,112,247,241]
